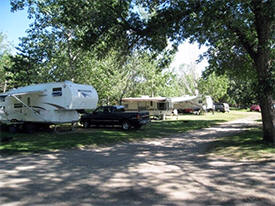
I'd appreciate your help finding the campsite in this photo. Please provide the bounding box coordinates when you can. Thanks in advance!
[0,1,274,206]
[0,109,269,155]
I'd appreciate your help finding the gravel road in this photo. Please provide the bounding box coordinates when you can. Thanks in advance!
[1,113,274,206]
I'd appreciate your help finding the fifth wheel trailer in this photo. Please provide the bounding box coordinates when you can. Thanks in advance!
[0,81,98,131]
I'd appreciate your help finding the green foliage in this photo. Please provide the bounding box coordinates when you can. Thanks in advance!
[225,78,258,107]
[7,0,181,102]
[83,51,178,105]
[207,128,275,160]
[198,72,230,102]
[9,0,275,141]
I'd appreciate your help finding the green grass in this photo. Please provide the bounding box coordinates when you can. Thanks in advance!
[207,128,275,160]
[0,111,260,155]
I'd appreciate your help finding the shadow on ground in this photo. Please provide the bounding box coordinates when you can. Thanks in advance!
[0,119,224,155]
[0,119,274,206]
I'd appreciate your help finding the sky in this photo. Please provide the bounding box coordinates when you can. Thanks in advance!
[0,1,32,48]
[0,1,208,74]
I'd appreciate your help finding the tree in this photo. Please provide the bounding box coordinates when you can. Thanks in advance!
[198,72,230,103]
[202,67,259,108]
[11,0,275,142]
[172,63,202,96]
[139,1,275,142]
[226,78,258,108]
[0,33,12,92]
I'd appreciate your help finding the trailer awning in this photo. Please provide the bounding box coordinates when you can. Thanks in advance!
[122,97,167,102]
[168,96,199,103]
[122,96,200,103]
[0,93,8,97]
[0,89,45,97]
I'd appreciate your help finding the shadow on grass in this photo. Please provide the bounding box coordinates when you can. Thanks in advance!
[0,119,225,155]
[206,128,275,159]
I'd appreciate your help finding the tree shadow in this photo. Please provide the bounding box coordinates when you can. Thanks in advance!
[0,119,225,155]
[1,121,274,205]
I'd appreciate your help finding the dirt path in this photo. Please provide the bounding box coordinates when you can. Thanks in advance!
[1,113,274,206]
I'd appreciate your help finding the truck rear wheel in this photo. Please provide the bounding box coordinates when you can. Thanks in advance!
[8,125,17,133]
[134,125,142,129]
[122,121,131,130]
[83,121,90,128]
[24,123,37,134]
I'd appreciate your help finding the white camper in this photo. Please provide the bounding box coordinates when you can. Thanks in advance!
[122,96,172,119]
[122,95,214,119]
[0,81,98,128]
[173,95,214,113]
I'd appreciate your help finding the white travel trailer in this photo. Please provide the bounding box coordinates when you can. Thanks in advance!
[0,81,98,130]
[122,95,213,119]
[173,95,214,112]
[122,96,171,119]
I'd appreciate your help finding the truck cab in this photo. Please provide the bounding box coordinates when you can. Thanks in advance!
[80,105,150,130]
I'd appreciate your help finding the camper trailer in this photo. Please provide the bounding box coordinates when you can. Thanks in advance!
[173,96,214,113]
[122,96,172,119]
[122,95,214,119]
[0,81,98,131]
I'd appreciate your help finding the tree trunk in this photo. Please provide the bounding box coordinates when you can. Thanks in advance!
[254,54,275,143]
[259,95,275,143]
[252,1,275,143]
[3,79,7,92]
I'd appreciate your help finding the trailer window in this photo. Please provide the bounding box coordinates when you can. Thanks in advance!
[157,103,166,110]
[14,103,23,108]
[27,97,31,106]
[52,87,62,96]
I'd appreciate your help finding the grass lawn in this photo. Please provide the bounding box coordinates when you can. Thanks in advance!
[0,111,260,155]
[207,127,275,160]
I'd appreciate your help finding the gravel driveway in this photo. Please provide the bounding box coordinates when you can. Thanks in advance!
[1,113,274,206]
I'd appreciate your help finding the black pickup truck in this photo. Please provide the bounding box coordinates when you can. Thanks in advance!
[80,105,150,130]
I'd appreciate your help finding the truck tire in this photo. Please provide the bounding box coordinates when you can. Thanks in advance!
[24,123,36,133]
[83,121,90,128]
[122,121,131,130]
[9,125,17,133]
[134,125,142,130]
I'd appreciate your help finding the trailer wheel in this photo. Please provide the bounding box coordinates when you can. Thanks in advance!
[122,121,131,130]
[83,121,90,128]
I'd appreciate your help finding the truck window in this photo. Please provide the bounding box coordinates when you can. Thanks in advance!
[95,107,105,113]
[116,108,125,112]
[52,87,62,96]
[103,107,110,113]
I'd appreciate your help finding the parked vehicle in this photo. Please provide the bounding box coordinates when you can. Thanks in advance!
[122,95,214,118]
[214,103,230,112]
[250,104,261,112]
[0,81,98,132]
[80,105,150,130]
